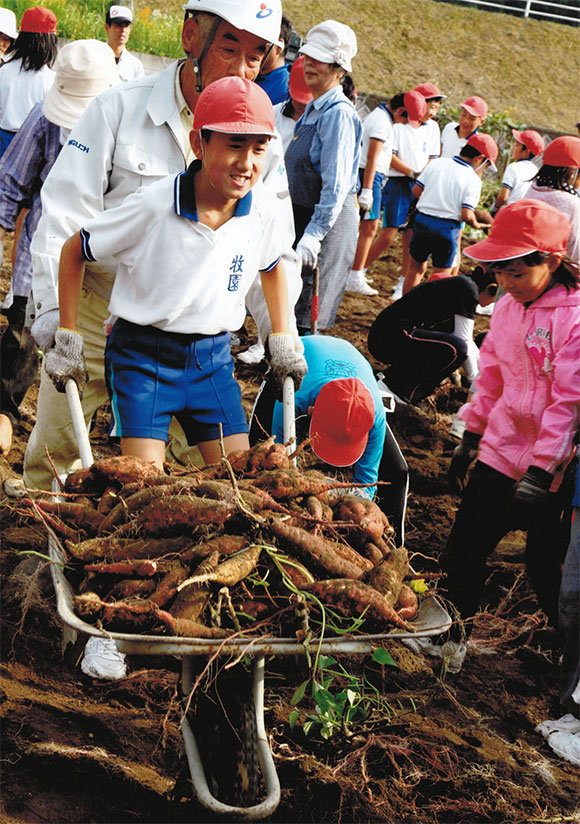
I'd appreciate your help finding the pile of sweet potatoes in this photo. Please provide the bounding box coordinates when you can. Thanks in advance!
[30,444,421,639]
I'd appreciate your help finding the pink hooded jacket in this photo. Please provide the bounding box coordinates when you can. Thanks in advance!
[461,283,580,490]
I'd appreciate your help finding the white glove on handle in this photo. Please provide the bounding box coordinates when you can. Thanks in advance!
[31,308,60,353]
[296,233,321,269]
[358,188,373,212]
[44,328,89,398]
[267,333,308,397]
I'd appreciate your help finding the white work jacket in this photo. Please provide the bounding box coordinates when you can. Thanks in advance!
[31,60,300,340]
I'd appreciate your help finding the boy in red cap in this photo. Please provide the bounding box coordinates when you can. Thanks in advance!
[406,200,580,674]
[441,95,488,158]
[44,76,307,469]
[493,128,545,213]
[403,133,498,292]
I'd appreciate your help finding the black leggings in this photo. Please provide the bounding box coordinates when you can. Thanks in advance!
[249,381,409,546]
[368,323,467,404]
[441,461,574,639]
[1,296,39,426]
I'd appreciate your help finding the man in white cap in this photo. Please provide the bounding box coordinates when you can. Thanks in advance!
[0,8,17,61]
[25,0,302,491]
[0,40,118,456]
[104,4,144,82]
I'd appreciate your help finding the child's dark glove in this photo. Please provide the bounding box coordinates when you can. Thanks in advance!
[266,333,308,398]
[448,430,481,492]
[44,328,89,398]
[513,466,553,508]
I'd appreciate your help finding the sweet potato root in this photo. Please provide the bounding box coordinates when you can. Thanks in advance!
[66,535,193,562]
[270,520,365,580]
[368,561,403,608]
[170,551,219,621]
[106,579,157,600]
[134,496,234,538]
[396,584,419,620]
[84,559,159,576]
[331,495,390,547]
[303,579,412,630]
[150,564,189,607]
[177,545,262,590]
[153,608,229,638]
[32,500,105,533]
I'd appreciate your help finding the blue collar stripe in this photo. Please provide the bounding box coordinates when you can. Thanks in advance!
[173,158,253,220]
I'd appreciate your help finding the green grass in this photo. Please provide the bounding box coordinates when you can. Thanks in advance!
[5,0,577,131]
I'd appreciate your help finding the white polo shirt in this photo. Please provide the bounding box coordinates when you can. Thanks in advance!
[501,159,537,203]
[359,105,394,175]
[440,121,480,158]
[415,156,482,221]
[116,48,145,83]
[80,161,281,334]
[390,120,439,178]
[0,58,54,131]
[274,101,296,155]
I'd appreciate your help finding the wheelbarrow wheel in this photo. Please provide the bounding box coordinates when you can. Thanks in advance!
[189,665,261,807]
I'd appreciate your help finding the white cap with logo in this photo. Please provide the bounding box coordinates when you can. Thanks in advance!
[299,20,357,73]
[109,5,133,23]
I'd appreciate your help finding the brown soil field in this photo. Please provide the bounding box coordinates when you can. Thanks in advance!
[1,232,579,823]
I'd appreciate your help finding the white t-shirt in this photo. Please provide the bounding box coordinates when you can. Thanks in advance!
[0,58,54,131]
[415,156,482,221]
[274,101,296,155]
[390,120,438,178]
[441,122,470,158]
[501,159,537,203]
[116,48,145,83]
[359,105,394,176]
[80,163,282,334]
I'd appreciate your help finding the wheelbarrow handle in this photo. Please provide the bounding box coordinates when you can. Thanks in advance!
[282,375,297,467]
[65,379,94,469]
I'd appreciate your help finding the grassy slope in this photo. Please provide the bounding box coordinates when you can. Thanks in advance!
[153,0,577,132]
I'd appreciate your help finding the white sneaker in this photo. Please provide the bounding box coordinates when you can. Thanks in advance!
[536,714,580,740]
[546,731,580,767]
[403,636,467,674]
[237,341,265,364]
[476,303,494,316]
[346,270,378,296]
[391,276,404,301]
[449,416,467,440]
[81,637,127,680]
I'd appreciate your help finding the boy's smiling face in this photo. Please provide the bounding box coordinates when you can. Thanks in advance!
[192,131,270,204]
[458,108,484,135]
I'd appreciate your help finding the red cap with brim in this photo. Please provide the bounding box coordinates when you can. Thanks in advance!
[461,96,488,119]
[512,128,545,156]
[464,199,571,261]
[404,91,426,129]
[309,378,375,467]
[543,135,580,168]
[467,132,498,172]
[288,56,313,106]
[414,82,446,100]
[20,6,57,33]
[193,76,277,138]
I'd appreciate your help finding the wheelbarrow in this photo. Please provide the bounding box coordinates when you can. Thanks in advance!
[47,380,452,819]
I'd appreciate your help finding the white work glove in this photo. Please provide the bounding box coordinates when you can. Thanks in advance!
[296,233,321,269]
[358,188,373,212]
[266,332,308,397]
[31,308,60,353]
[44,328,89,398]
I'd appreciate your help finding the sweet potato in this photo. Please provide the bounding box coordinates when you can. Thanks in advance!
[153,608,229,638]
[33,500,105,533]
[73,593,160,631]
[90,455,166,488]
[396,585,419,620]
[383,546,409,580]
[98,481,197,534]
[84,559,159,576]
[63,466,94,494]
[66,535,193,562]
[177,545,262,590]
[106,579,157,600]
[303,579,412,630]
[331,495,390,547]
[170,551,219,621]
[134,496,234,538]
[150,564,189,607]
[180,534,249,563]
[361,542,384,566]
[368,561,403,608]
[97,487,119,515]
[252,469,329,501]
[270,520,365,580]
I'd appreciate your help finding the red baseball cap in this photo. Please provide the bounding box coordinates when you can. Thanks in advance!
[193,77,277,138]
[309,378,375,467]
[461,96,488,119]
[403,91,427,129]
[512,129,545,156]
[464,199,571,262]
[414,82,446,100]
[467,133,499,172]
[20,6,57,34]
[543,135,580,168]
[288,56,313,106]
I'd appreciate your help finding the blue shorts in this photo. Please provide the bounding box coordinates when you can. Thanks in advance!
[358,169,384,221]
[409,212,461,269]
[104,319,248,443]
[381,177,415,228]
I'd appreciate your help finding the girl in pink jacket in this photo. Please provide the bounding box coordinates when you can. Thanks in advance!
[407,200,580,674]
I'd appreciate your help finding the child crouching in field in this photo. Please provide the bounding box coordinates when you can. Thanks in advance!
[44,77,307,469]
[405,200,580,673]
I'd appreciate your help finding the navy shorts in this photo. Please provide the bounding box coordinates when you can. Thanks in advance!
[409,212,461,269]
[104,319,248,443]
[358,169,384,221]
[381,177,415,228]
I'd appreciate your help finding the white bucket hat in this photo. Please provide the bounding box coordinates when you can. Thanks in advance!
[299,20,357,72]
[0,8,18,40]
[42,40,119,129]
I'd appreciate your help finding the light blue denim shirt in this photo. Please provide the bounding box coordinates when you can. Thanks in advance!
[295,85,362,241]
